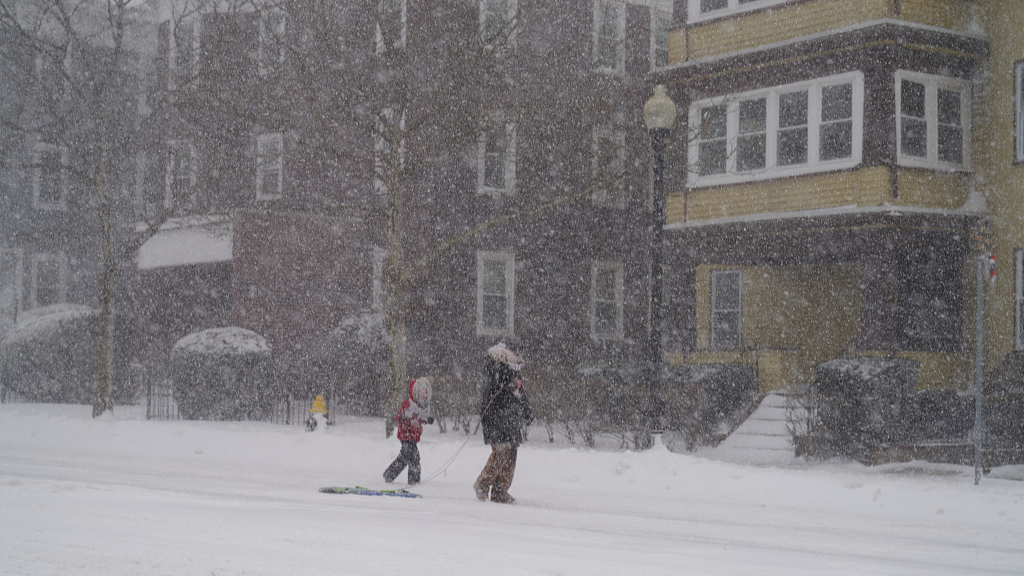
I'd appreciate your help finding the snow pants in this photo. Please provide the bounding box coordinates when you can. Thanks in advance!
[474,443,517,503]
[383,440,421,485]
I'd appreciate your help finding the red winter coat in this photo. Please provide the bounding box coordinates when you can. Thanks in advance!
[396,380,431,442]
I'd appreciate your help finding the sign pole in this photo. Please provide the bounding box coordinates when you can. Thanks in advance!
[974,251,984,486]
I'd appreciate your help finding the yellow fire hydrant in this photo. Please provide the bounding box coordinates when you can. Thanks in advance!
[306,394,329,432]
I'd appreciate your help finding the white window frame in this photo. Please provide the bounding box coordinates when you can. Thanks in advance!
[895,70,972,171]
[258,11,285,76]
[650,9,671,70]
[592,125,626,208]
[476,250,515,337]
[172,18,199,88]
[710,268,742,351]
[375,0,407,54]
[687,0,788,24]
[1015,61,1024,164]
[0,248,23,328]
[478,122,516,195]
[593,0,626,75]
[165,139,195,208]
[688,72,864,187]
[256,132,283,201]
[29,252,66,310]
[1016,248,1023,351]
[32,143,67,211]
[480,0,517,51]
[371,247,386,311]
[591,260,624,340]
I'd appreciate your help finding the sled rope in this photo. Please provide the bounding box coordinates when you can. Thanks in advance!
[418,391,500,485]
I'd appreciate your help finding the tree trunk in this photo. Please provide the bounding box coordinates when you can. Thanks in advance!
[92,140,117,418]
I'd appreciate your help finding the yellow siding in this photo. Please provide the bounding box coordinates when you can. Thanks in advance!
[893,170,971,210]
[674,0,977,63]
[669,167,890,225]
[687,0,892,61]
[692,262,861,391]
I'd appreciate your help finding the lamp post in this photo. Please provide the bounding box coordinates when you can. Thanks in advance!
[643,85,676,445]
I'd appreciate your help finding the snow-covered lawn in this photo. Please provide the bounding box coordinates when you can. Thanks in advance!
[1,403,1022,575]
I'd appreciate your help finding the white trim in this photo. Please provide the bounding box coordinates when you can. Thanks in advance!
[1016,248,1023,351]
[687,0,789,24]
[1015,61,1024,164]
[32,143,67,211]
[480,0,518,50]
[592,125,626,207]
[256,132,283,200]
[710,268,742,350]
[477,122,517,196]
[593,0,626,74]
[29,252,66,309]
[650,9,671,70]
[688,72,864,187]
[590,260,624,340]
[895,70,972,171]
[375,0,407,54]
[0,248,23,327]
[476,250,515,336]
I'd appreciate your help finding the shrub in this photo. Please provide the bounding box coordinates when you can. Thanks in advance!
[0,304,132,404]
[170,327,276,420]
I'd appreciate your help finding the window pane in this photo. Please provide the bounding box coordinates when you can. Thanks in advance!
[937,88,961,126]
[700,105,727,139]
[594,268,615,301]
[597,2,620,69]
[712,311,741,349]
[739,98,766,134]
[481,260,506,294]
[36,259,60,307]
[778,128,808,165]
[901,118,927,158]
[820,121,852,161]
[822,83,852,122]
[938,125,963,164]
[713,271,741,310]
[778,91,808,128]
[901,80,925,118]
[698,141,727,176]
[737,99,766,171]
[482,294,507,330]
[701,0,727,12]
[595,302,617,335]
[652,15,669,68]
[483,0,511,43]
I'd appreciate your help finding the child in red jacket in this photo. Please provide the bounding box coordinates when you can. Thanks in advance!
[383,377,433,485]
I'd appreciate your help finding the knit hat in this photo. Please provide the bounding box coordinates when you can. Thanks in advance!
[409,377,432,405]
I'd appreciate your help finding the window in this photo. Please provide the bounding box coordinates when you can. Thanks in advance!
[30,252,65,309]
[477,251,515,336]
[259,12,285,75]
[480,0,517,50]
[376,0,406,54]
[1016,249,1023,350]
[374,108,406,195]
[896,71,971,170]
[256,133,283,200]
[689,72,863,186]
[173,19,198,87]
[33,143,66,210]
[372,247,386,311]
[166,140,195,208]
[1015,61,1023,163]
[0,249,22,330]
[478,123,516,195]
[592,126,626,207]
[594,0,625,74]
[688,0,787,23]
[711,269,741,350]
[651,10,671,70]
[591,261,623,339]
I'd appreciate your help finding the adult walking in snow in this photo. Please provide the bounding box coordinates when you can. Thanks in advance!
[383,377,433,485]
[474,335,532,504]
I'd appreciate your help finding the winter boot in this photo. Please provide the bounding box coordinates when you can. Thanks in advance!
[473,480,489,501]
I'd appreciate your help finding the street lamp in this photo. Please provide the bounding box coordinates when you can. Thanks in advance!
[643,84,676,444]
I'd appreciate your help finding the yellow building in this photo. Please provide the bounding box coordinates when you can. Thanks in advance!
[656,0,1022,393]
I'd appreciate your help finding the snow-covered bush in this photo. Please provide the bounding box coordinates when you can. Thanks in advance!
[325,313,387,417]
[662,363,757,450]
[0,304,132,404]
[170,327,277,421]
[984,352,1024,453]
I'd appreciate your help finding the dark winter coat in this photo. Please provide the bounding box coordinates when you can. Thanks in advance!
[481,354,533,446]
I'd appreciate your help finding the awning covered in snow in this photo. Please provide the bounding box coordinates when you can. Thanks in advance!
[136,217,233,270]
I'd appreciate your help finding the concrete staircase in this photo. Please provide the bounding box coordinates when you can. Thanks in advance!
[705,393,802,466]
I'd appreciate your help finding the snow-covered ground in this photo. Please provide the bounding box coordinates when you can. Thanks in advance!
[2,403,1022,576]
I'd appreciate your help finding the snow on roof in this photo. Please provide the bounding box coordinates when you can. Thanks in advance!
[173,327,271,356]
[667,202,985,231]
[137,218,233,270]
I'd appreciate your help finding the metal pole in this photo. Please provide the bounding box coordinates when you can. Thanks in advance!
[974,252,985,485]
[648,127,668,439]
